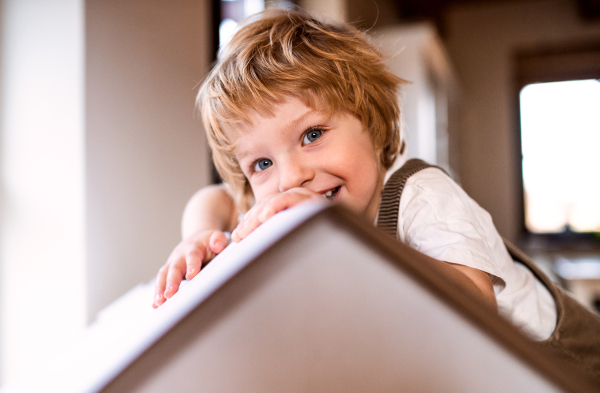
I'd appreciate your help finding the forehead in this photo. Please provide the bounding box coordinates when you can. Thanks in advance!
[229,96,323,137]
[230,97,324,158]
[252,96,316,124]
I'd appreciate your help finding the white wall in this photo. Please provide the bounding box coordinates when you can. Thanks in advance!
[371,23,459,178]
[0,0,85,384]
[444,0,600,241]
[0,0,212,385]
[85,0,212,321]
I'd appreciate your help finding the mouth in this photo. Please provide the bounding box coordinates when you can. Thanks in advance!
[323,186,341,201]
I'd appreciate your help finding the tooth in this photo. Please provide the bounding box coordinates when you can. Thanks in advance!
[325,190,332,197]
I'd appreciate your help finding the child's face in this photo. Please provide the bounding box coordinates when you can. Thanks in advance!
[233,96,386,221]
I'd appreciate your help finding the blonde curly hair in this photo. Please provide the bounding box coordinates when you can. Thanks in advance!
[198,8,405,213]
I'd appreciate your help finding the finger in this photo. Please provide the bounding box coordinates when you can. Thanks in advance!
[209,231,229,254]
[257,204,277,223]
[231,204,277,242]
[231,202,278,242]
[239,187,322,238]
[153,265,168,308]
[184,245,205,280]
[164,256,186,299]
[230,219,245,243]
[232,189,319,241]
[257,189,320,223]
[231,210,262,242]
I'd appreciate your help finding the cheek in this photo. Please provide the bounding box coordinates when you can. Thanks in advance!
[248,177,279,204]
[345,141,380,177]
[344,149,382,203]
[248,182,267,203]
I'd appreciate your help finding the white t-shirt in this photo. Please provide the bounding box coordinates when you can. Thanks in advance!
[390,166,556,340]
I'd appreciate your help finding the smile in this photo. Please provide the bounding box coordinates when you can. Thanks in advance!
[324,186,341,201]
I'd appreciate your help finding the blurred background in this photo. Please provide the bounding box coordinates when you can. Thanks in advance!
[0,0,599,387]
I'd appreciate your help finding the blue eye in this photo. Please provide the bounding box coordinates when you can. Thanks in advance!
[303,129,323,145]
[254,158,273,172]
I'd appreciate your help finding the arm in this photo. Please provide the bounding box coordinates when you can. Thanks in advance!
[410,252,497,310]
[153,184,239,308]
[399,168,501,311]
[181,183,239,238]
[445,263,497,309]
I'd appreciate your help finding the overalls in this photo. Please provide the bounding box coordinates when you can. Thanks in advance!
[376,159,600,386]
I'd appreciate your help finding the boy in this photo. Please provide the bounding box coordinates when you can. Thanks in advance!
[154,7,497,311]
[153,8,600,383]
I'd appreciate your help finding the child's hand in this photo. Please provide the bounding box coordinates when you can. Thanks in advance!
[231,187,324,242]
[153,229,229,308]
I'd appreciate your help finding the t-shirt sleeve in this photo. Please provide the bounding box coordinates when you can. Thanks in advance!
[398,167,507,290]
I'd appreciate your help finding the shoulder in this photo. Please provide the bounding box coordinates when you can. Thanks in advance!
[404,167,467,200]
[397,165,506,281]
[399,167,483,222]
[182,183,239,236]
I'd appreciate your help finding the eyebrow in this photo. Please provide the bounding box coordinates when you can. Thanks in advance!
[282,109,315,136]
[236,108,322,161]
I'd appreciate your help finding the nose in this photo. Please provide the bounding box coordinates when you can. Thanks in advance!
[278,156,314,193]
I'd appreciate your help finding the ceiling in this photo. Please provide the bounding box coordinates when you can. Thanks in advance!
[390,0,600,32]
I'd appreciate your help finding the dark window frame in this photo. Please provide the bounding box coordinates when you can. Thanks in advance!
[513,42,600,250]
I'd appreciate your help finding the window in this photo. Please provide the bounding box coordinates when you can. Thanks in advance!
[219,0,265,47]
[515,44,600,242]
[520,79,600,234]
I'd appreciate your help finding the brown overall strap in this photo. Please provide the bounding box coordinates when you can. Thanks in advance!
[506,238,600,385]
[376,158,445,237]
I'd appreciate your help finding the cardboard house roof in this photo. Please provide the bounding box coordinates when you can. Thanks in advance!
[11,202,597,392]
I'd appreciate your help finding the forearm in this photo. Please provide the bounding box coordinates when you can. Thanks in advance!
[420,253,497,310]
[181,183,239,238]
[445,262,497,310]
